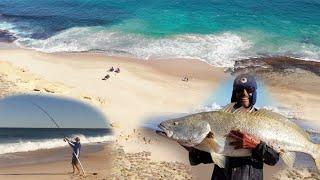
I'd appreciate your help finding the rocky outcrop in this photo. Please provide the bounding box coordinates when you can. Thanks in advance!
[230,56,320,76]
[0,30,17,43]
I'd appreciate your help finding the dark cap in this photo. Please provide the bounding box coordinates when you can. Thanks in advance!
[231,74,257,106]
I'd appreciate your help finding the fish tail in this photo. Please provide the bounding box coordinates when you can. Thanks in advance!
[313,144,320,172]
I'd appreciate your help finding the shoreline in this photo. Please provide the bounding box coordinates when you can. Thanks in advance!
[1,26,320,66]
[0,142,107,168]
[0,45,319,179]
[0,143,113,180]
[1,41,319,79]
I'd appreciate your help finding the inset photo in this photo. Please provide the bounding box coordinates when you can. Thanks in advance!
[0,95,113,179]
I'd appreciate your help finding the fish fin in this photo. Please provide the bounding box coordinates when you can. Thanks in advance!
[251,109,287,121]
[312,144,320,172]
[314,158,320,172]
[210,152,226,168]
[196,131,221,154]
[315,158,320,173]
[252,109,309,137]
[233,107,248,115]
[199,132,220,152]
[280,151,296,168]
[207,132,221,152]
[220,103,236,113]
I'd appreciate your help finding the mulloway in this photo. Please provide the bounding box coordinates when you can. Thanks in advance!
[157,103,320,171]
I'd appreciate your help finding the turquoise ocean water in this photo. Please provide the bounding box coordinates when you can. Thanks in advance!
[0,0,319,66]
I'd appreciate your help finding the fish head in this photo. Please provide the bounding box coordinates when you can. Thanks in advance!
[157,115,211,147]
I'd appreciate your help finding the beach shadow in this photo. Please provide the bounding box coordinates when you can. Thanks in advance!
[0,172,69,176]
[0,172,98,176]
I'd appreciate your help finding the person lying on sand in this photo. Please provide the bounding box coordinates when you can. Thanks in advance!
[64,137,82,175]
[183,74,279,180]
[108,67,114,72]
[182,77,188,82]
[102,74,110,80]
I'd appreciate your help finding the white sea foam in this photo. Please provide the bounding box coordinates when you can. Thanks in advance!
[0,22,15,32]
[192,102,222,113]
[1,24,318,67]
[0,21,31,38]
[0,134,114,155]
[15,26,253,67]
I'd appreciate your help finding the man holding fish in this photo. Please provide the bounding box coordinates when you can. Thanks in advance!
[157,74,320,180]
[187,74,279,180]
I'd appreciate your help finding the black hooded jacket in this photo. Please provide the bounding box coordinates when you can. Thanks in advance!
[188,106,280,180]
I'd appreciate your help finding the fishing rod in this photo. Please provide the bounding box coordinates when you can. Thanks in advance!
[29,101,86,176]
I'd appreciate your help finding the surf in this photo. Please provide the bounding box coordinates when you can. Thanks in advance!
[0,128,113,155]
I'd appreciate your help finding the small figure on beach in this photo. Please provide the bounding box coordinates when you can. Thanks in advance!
[115,67,120,73]
[64,137,83,175]
[102,74,110,80]
[108,67,114,72]
[182,77,189,82]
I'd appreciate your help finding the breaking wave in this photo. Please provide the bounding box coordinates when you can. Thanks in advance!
[0,134,114,155]
[15,27,253,67]
[1,23,320,67]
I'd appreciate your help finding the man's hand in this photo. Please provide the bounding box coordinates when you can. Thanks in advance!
[63,137,69,142]
[228,130,261,149]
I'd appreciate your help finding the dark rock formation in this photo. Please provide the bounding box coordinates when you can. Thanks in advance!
[229,56,320,76]
[0,29,17,43]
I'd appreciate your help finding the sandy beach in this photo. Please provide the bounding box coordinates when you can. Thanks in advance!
[0,45,319,179]
[0,143,112,180]
[0,45,225,179]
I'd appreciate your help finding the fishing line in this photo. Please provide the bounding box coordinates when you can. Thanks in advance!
[29,102,60,128]
[28,101,87,176]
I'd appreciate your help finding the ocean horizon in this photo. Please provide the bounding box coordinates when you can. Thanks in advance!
[0,0,319,67]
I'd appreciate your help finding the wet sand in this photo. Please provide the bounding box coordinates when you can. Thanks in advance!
[0,143,112,180]
[0,143,105,168]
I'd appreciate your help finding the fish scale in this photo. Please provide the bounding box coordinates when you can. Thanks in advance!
[204,109,309,154]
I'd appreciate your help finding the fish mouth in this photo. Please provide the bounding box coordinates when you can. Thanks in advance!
[156,124,173,138]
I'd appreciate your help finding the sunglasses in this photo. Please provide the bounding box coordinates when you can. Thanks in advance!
[234,87,255,94]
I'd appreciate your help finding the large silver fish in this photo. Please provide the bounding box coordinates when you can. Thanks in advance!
[157,103,320,170]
